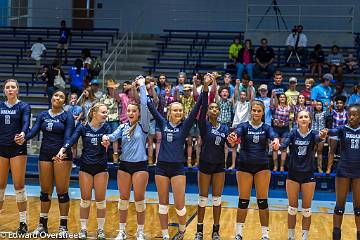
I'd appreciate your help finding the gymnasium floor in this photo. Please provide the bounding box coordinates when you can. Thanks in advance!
[0,180,358,239]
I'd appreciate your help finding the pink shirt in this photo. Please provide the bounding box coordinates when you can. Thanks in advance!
[243,49,251,64]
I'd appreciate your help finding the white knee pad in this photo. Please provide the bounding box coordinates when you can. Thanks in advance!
[302,208,311,218]
[118,199,129,211]
[135,200,146,213]
[158,204,169,214]
[0,189,5,202]
[80,199,91,208]
[288,206,297,216]
[15,188,27,203]
[176,206,187,217]
[96,200,106,210]
[212,196,222,207]
[198,196,208,208]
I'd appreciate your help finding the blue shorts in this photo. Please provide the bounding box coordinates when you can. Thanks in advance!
[272,126,290,138]
[0,144,27,158]
[237,162,269,175]
[148,120,156,135]
[39,147,72,162]
[80,163,108,176]
[199,161,224,175]
[108,121,120,133]
[287,171,315,184]
[118,160,148,175]
[336,164,360,179]
[155,162,185,178]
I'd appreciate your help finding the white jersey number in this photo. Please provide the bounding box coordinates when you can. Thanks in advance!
[351,139,359,149]
[4,115,10,125]
[298,146,307,156]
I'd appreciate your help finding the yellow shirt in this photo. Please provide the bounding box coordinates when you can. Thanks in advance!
[229,43,243,60]
[285,89,299,106]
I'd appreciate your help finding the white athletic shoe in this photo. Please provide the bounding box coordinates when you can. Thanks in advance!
[115,230,127,240]
[136,230,146,240]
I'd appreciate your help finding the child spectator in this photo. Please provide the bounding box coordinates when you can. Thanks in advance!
[327,45,344,81]
[29,37,46,78]
[268,71,288,97]
[345,53,358,73]
[346,83,360,106]
[56,20,71,64]
[301,78,314,106]
[223,73,235,98]
[68,58,88,97]
[229,35,242,63]
[309,44,325,79]
[327,96,348,174]
[236,39,254,80]
[255,84,272,126]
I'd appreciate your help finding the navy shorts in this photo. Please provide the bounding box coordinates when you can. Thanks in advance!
[336,164,360,179]
[155,162,185,178]
[237,162,269,175]
[39,148,72,162]
[118,161,148,175]
[272,126,290,138]
[0,144,27,158]
[287,171,315,184]
[80,164,108,176]
[199,161,224,175]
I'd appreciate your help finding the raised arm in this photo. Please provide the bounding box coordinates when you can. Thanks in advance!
[182,92,203,135]
[233,79,240,105]
[147,97,166,130]
[138,78,150,133]
[198,75,212,135]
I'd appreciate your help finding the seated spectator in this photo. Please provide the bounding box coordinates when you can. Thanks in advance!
[311,73,334,109]
[300,78,315,106]
[29,37,46,78]
[332,81,349,101]
[346,83,360,106]
[90,79,104,101]
[309,44,325,79]
[267,70,287,97]
[327,45,344,81]
[229,35,243,63]
[284,25,307,66]
[236,39,254,80]
[254,38,275,79]
[69,58,88,97]
[345,53,358,73]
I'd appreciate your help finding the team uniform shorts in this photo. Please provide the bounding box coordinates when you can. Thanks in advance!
[0,144,27,158]
[237,161,269,175]
[118,160,148,175]
[199,161,224,175]
[156,161,185,178]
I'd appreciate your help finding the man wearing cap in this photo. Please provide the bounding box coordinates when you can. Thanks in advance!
[90,79,104,101]
[311,73,334,109]
[285,77,300,106]
[255,84,272,126]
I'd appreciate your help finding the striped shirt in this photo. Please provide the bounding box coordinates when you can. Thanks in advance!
[331,110,348,128]
[271,105,292,127]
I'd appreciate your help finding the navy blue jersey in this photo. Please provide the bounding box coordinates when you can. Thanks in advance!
[0,101,31,146]
[147,93,203,163]
[236,122,278,165]
[199,91,230,164]
[64,123,111,166]
[329,125,360,177]
[26,110,74,152]
[280,129,320,172]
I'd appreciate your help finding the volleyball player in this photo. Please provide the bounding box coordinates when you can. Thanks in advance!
[327,104,360,240]
[57,102,111,240]
[228,100,279,240]
[147,83,204,240]
[0,79,31,234]
[278,110,327,240]
[19,90,74,237]
[102,76,150,240]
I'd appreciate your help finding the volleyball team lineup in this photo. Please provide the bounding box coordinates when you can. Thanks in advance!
[0,73,359,240]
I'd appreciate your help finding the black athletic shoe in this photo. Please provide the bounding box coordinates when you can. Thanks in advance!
[333,228,341,240]
[16,222,28,235]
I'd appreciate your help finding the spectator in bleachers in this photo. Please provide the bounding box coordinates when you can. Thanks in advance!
[228,35,243,63]
[193,72,203,94]
[284,25,307,66]
[238,74,255,101]
[56,20,71,64]
[80,87,96,121]
[345,53,358,73]
[255,84,272,126]
[327,45,344,81]
[155,73,167,96]
[311,73,334,109]
[236,39,254,80]
[29,37,46,78]
[285,77,300,106]
[172,72,187,95]
[309,44,325,79]
[327,96,348,174]
[90,79,104,101]
[81,49,92,86]
[232,79,253,129]
[332,81,349,101]
[267,71,287,98]
[68,58,88,97]
[300,78,315,106]
[41,59,66,104]
[115,81,139,124]
[223,73,234,98]
[293,94,313,129]
[254,38,275,79]
[146,76,159,166]
[346,83,360,106]
[100,80,120,163]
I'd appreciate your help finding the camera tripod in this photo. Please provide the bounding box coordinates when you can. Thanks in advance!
[255,0,288,30]
[286,48,301,64]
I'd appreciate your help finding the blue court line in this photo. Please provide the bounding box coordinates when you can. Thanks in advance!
[2,184,355,215]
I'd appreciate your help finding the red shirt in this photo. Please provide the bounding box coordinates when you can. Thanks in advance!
[243,49,251,65]
[301,89,312,106]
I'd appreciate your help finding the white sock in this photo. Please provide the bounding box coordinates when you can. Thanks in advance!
[161,229,169,238]
[40,213,48,218]
[261,226,269,238]
[302,230,309,240]
[97,218,105,230]
[288,229,295,239]
[80,219,88,230]
[236,223,244,236]
[19,211,27,223]
[137,224,144,232]
[119,223,126,231]
[179,224,186,233]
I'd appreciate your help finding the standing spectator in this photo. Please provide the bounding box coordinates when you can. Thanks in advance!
[284,25,308,66]
[80,87,96,121]
[155,73,167,96]
[81,49,92,86]
[254,38,275,79]
[311,73,334,109]
[56,20,71,64]
[327,45,344,81]
[229,35,243,63]
[29,37,46,78]
[345,53,358,73]
[146,76,159,166]
[40,59,66,104]
[90,79,104,101]
[346,83,360,106]
[256,84,272,126]
[267,71,287,98]
[172,72,187,96]
[285,77,300,106]
[232,80,253,129]
[332,82,349,101]
[236,39,254,80]
[238,75,255,100]
[301,78,315,106]
[68,59,88,97]
[309,44,325,79]
[223,73,235,98]
[115,81,139,124]
[193,72,203,95]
